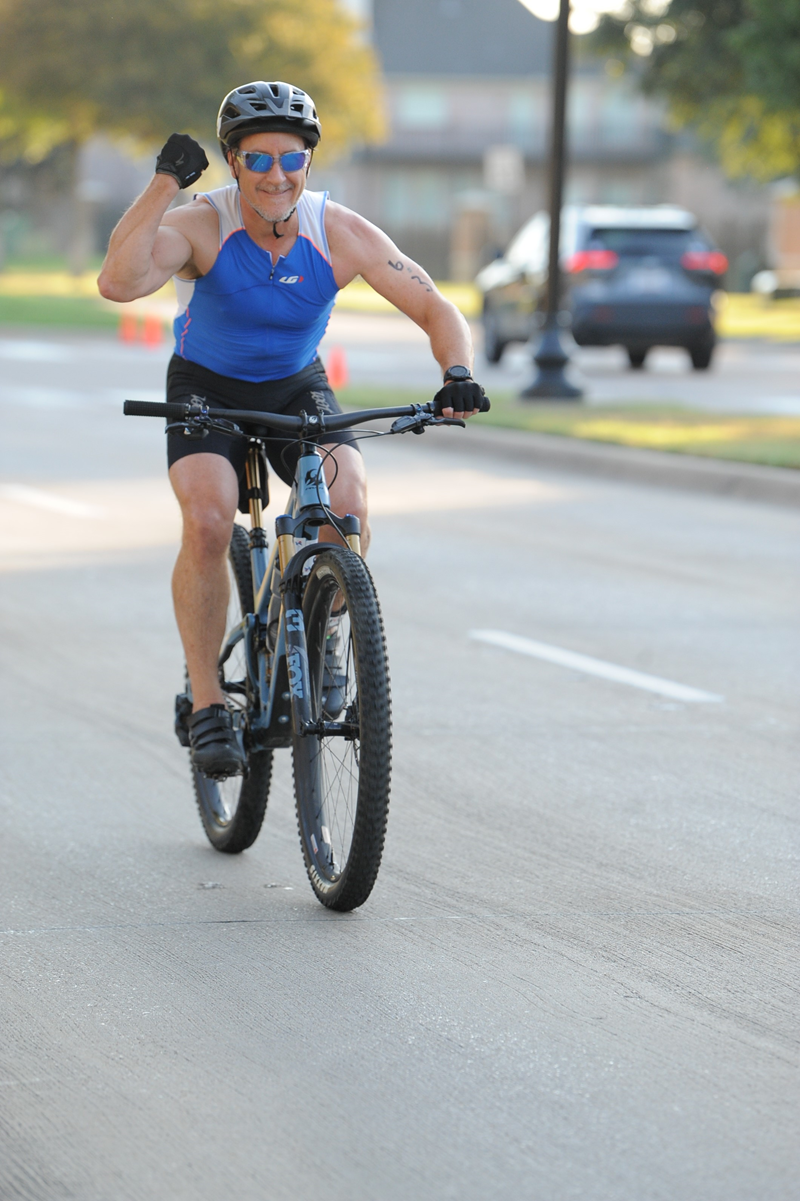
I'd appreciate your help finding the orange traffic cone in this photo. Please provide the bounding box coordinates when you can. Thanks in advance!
[325,344,349,391]
[119,312,138,343]
[142,313,164,347]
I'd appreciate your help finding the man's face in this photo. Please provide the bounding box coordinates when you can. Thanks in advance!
[229,131,309,225]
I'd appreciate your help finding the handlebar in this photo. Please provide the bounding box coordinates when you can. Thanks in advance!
[122,398,459,435]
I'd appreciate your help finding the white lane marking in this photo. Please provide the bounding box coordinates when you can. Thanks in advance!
[0,484,104,519]
[469,629,724,703]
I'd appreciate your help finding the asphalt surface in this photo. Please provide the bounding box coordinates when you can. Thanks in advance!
[320,310,800,413]
[1,328,798,1200]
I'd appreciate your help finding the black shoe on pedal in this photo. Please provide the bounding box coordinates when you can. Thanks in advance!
[188,704,245,779]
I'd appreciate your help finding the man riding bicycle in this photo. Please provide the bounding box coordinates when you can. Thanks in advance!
[98,80,488,779]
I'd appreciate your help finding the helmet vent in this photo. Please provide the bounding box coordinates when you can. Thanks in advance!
[217,82,322,147]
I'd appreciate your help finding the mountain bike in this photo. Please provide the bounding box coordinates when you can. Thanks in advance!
[123,396,464,911]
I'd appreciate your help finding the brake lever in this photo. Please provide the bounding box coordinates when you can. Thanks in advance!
[165,416,245,441]
[389,413,466,435]
[166,419,209,441]
[389,413,426,434]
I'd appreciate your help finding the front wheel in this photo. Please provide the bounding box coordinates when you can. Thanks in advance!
[193,523,272,854]
[293,549,392,911]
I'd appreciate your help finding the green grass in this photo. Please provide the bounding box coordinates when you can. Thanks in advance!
[0,294,118,327]
[338,386,800,470]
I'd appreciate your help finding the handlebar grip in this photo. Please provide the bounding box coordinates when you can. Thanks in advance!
[123,400,188,419]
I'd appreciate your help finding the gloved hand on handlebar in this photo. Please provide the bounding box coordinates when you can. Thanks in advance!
[432,378,491,418]
[155,133,209,189]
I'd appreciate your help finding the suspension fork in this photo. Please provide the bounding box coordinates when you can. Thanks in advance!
[264,440,364,737]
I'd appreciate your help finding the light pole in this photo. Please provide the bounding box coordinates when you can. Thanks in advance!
[521,0,582,400]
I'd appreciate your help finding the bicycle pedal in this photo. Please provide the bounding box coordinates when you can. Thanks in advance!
[174,692,192,747]
[202,766,245,782]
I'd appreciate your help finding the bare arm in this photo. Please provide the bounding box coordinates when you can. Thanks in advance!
[97,175,200,302]
[327,205,474,379]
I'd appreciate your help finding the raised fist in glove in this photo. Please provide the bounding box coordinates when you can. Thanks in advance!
[155,133,209,189]
[433,377,491,418]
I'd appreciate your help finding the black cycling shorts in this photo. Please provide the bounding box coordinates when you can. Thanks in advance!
[166,354,359,513]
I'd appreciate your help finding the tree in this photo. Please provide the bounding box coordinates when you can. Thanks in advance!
[590,0,800,180]
[0,0,383,266]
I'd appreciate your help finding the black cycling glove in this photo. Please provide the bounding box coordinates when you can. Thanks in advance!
[433,379,491,415]
[155,133,209,189]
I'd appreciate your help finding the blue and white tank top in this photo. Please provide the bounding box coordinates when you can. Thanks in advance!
[172,185,339,382]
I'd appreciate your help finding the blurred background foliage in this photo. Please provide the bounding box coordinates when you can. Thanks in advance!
[591,0,800,181]
[0,0,384,162]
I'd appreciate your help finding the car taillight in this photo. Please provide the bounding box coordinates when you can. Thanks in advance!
[681,250,728,274]
[565,249,619,273]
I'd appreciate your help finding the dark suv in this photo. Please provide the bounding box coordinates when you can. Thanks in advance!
[476,205,727,371]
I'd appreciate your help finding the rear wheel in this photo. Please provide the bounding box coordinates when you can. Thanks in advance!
[627,348,648,370]
[193,523,272,854]
[689,339,714,370]
[293,548,391,911]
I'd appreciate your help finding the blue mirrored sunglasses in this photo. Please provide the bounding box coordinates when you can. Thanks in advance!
[235,149,309,174]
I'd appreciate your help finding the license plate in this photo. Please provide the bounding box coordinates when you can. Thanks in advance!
[625,267,673,292]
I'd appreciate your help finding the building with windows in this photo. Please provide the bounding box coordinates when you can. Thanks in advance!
[324,0,769,285]
[0,0,770,283]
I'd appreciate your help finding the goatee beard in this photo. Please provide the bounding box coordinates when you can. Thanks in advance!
[252,200,295,226]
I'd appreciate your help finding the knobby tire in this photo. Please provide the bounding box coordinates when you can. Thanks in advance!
[293,548,392,910]
[193,522,272,853]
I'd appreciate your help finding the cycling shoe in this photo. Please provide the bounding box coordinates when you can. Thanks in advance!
[188,704,245,779]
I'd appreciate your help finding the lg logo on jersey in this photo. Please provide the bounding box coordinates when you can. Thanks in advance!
[279,275,304,284]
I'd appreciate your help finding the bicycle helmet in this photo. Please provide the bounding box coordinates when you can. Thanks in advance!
[217,81,321,155]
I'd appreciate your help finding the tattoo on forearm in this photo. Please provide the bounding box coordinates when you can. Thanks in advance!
[387,259,433,291]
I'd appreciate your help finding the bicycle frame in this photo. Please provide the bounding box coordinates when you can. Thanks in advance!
[220,437,361,750]
[122,393,467,746]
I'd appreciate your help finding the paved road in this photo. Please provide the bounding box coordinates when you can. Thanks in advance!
[0,330,798,1199]
[321,311,800,413]
[3,316,800,436]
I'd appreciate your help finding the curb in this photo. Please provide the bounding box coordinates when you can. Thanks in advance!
[444,425,800,508]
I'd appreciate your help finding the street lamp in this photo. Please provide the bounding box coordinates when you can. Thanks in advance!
[521,0,582,400]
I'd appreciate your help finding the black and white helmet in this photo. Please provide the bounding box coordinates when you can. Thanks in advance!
[217,81,321,155]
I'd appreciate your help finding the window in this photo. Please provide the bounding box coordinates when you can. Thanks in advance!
[395,86,448,130]
[587,228,701,258]
[383,169,450,229]
[508,86,546,146]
